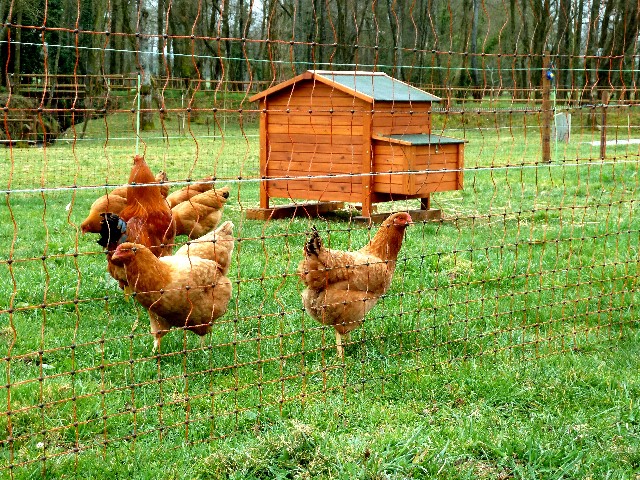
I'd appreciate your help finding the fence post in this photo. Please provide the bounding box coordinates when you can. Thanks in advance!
[541,51,551,162]
[600,90,609,160]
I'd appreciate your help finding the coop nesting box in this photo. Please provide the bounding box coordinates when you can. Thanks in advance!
[247,70,465,220]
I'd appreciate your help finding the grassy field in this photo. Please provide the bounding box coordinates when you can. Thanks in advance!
[0,109,639,478]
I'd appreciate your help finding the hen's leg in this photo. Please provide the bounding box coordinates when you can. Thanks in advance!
[149,312,171,352]
[335,331,344,358]
[318,289,375,357]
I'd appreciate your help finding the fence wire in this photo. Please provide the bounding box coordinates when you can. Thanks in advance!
[1,0,639,476]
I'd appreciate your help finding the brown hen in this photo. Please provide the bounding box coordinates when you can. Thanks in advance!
[97,156,176,290]
[80,170,169,234]
[110,221,235,351]
[297,212,412,357]
[166,176,216,208]
[172,186,231,239]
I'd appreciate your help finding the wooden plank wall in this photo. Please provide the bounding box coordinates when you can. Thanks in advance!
[264,82,368,203]
[372,142,462,196]
[371,102,431,136]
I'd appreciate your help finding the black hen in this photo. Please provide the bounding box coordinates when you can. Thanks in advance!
[97,213,127,249]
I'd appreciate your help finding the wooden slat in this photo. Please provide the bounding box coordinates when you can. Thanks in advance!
[268,176,360,188]
[268,187,362,203]
[411,177,460,195]
[267,123,363,136]
[269,142,362,155]
[259,98,269,208]
[266,150,360,164]
[284,82,347,96]
[376,126,431,136]
[267,95,369,108]
[372,103,432,134]
[268,183,362,203]
[372,171,458,186]
[267,112,364,126]
[373,145,461,170]
[373,102,432,113]
[266,161,360,175]
[267,133,361,145]
[413,153,460,169]
[282,81,376,104]
[373,145,406,154]
[372,114,430,127]
[372,176,459,195]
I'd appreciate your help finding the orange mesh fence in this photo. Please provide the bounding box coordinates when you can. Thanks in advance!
[0,0,639,475]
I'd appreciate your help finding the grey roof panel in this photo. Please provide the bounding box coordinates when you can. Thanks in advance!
[312,71,441,103]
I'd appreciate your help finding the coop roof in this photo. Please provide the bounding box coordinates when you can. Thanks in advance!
[372,133,467,145]
[249,70,441,103]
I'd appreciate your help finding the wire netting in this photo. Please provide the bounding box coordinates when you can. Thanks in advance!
[1,0,639,475]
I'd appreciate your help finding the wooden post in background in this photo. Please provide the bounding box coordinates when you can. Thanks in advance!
[541,51,552,163]
[600,90,609,160]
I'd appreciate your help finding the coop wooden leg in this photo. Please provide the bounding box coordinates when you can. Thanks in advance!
[361,190,373,218]
[260,182,270,209]
[420,195,431,210]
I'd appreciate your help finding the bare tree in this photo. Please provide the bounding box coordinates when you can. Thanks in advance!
[137,0,155,130]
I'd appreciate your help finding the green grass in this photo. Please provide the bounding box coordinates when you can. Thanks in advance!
[0,111,639,478]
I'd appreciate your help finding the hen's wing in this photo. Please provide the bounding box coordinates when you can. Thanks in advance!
[299,227,392,295]
[166,176,216,208]
[172,187,230,238]
[126,210,176,257]
[136,255,232,332]
[301,284,379,334]
[175,221,234,274]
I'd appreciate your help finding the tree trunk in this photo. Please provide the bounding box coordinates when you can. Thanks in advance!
[599,0,640,93]
[530,0,550,94]
[386,0,398,76]
[157,0,165,76]
[584,0,602,95]
[13,4,21,88]
[571,0,585,101]
[556,0,571,96]
[138,0,154,130]
[520,0,530,93]
[316,0,325,68]
[222,0,231,82]
[470,0,480,97]
[509,0,517,97]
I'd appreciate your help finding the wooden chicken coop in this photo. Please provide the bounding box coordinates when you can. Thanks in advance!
[247,70,465,221]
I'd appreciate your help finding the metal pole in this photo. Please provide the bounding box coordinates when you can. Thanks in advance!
[552,84,557,161]
[541,52,551,163]
[600,90,609,160]
[136,73,141,155]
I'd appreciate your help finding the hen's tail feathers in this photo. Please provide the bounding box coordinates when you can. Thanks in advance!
[97,213,128,248]
[216,220,234,237]
[304,226,323,257]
